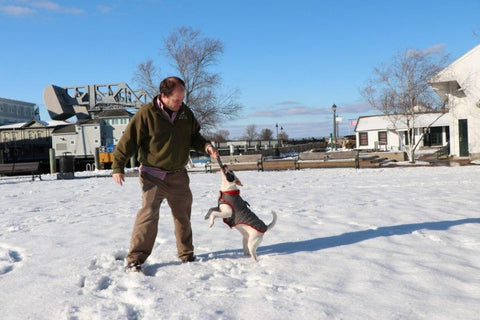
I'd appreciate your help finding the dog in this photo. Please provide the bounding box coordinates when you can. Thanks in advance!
[204,164,277,261]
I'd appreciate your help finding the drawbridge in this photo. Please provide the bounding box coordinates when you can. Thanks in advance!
[43,83,150,120]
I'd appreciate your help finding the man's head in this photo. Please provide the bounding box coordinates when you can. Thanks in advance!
[159,77,186,111]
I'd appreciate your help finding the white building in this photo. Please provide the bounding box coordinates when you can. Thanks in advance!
[0,97,39,125]
[95,109,133,149]
[430,43,480,158]
[51,109,134,157]
[355,112,450,151]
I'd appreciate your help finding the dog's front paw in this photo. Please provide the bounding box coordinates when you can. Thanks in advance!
[204,207,217,220]
[208,217,215,228]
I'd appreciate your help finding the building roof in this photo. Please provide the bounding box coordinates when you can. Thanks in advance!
[52,124,76,134]
[430,43,480,101]
[0,122,25,129]
[0,119,71,129]
[433,43,480,82]
[95,109,133,118]
[76,118,102,125]
[355,112,450,132]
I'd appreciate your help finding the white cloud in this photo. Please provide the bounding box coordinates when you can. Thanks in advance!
[0,5,35,16]
[406,43,446,58]
[32,1,84,14]
[96,4,114,14]
[250,105,332,118]
[0,0,84,16]
[32,0,59,11]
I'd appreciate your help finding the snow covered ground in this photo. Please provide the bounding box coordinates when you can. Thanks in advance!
[1,165,479,320]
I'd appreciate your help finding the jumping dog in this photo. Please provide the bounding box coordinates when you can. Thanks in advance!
[205,160,277,261]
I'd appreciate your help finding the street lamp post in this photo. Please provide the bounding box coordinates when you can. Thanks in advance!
[332,104,337,150]
[275,123,280,157]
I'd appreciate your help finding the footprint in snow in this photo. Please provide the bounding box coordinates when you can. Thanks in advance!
[0,245,23,275]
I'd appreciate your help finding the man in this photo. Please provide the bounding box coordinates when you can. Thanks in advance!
[112,76,218,272]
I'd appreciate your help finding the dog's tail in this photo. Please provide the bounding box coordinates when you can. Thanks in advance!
[267,211,277,231]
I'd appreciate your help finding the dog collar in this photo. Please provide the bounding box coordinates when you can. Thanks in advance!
[220,190,240,196]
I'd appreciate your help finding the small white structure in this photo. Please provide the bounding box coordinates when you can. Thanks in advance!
[430,44,480,158]
[355,112,450,151]
[52,119,102,158]
[51,109,134,158]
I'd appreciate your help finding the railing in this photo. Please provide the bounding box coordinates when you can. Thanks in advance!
[436,143,450,159]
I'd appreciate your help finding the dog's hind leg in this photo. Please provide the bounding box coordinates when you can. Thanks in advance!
[248,234,264,262]
[236,226,250,256]
[243,237,249,256]
[240,230,250,256]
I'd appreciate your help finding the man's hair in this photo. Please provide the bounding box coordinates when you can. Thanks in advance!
[159,77,186,96]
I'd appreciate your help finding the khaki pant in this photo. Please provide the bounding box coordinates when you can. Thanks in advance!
[126,169,193,264]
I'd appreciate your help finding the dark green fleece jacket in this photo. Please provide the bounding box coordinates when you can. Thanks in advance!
[112,97,210,174]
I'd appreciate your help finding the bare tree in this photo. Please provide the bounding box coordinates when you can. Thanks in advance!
[278,130,289,141]
[361,47,449,162]
[133,27,242,131]
[260,128,274,140]
[211,129,230,142]
[133,60,159,99]
[244,124,258,141]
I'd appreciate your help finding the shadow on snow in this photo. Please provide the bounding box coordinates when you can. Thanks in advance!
[258,218,480,256]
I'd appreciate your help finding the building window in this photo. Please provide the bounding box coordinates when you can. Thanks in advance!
[404,129,414,145]
[424,127,443,147]
[359,132,368,146]
[378,131,387,145]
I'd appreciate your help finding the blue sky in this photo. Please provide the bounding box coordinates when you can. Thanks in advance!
[1,0,479,139]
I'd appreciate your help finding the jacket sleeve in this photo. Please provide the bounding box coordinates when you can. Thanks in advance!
[112,113,142,174]
[189,110,210,153]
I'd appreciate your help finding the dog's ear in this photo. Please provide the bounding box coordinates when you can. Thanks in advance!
[226,171,235,182]
[222,165,235,182]
[235,177,243,186]
[223,166,236,182]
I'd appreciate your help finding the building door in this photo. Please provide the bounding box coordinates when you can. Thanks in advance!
[458,119,469,157]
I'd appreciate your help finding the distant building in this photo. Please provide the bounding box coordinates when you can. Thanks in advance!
[212,139,281,156]
[51,109,134,158]
[94,109,133,148]
[354,112,450,151]
[0,97,39,125]
[0,119,70,162]
[51,119,103,158]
